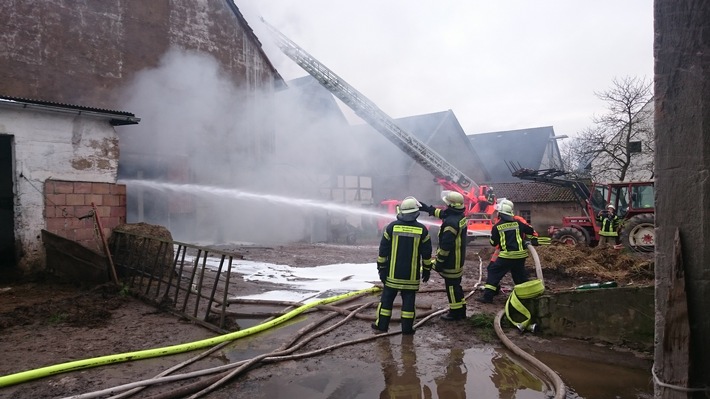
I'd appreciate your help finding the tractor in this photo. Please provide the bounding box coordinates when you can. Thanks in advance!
[511,167,655,252]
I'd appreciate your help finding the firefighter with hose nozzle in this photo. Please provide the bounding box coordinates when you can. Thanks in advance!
[419,191,468,321]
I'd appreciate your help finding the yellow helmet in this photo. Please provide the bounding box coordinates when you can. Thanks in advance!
[442,191,465,210]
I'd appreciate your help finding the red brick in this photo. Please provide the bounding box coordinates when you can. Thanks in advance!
[46,194,66,206]
[112,184,127,195]
[110,206,126,218]
[74,205,93,219]
[86,194,103,206]
[118,195,126,206]
[74,182,92,194]
[92,183,111,194]
[95,206,111,218]
[52,181,74,194]
[66,218,86,230]
[75,228,97,241]
[103,194,120,206]
[103,217,122,229]
[66,194,85,206]
[46,218,67,232]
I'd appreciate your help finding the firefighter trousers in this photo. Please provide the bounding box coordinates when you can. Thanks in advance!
[483,257,528,300]
[443,276,465,314]
[374,286,416,333]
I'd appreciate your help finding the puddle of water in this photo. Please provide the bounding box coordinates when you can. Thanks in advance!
[534,351,653,399]
[223,330,553,398]
[183,249,652,398]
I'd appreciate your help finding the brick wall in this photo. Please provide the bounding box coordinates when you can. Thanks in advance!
[44,179,126,251]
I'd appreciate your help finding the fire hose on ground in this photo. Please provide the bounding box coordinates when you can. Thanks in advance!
[0,287,380,388]
[1,249,565,398]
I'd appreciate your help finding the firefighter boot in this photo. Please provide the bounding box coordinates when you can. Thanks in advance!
[476,288,495,304]
[401,318,415,335]
[371,315,390,333]
[440,307,465,321]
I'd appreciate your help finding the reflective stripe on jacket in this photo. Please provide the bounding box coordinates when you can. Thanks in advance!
[489,217,536,259]
[490,215,537,262]
[596,211,619,237]
[432,208,467,278]
[378,220,433,290]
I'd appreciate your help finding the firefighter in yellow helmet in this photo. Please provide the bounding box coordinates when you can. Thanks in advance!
[373,196,433,334]
[418,191,468,321]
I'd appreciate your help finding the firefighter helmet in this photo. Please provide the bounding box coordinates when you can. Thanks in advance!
[607,204,615,210]
[442,191,465,209]
[498,199,515,216]
[399,196,421,214]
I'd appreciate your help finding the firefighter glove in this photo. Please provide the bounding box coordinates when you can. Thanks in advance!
[377,264,387,284]
[379,270,387,284]
[419,202,435,216]
[422,269,431,282]
[531,237,539,246]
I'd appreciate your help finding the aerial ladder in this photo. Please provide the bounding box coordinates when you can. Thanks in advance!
[261,19,495,236]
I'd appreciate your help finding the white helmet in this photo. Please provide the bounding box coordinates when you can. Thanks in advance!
[399,196,421,214]
[498,199,515,216]
[442,191,465,210]
[607,204,615,210]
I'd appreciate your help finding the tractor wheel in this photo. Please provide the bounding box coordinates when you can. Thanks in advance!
[621,213,655,252]
[552,227,587,246]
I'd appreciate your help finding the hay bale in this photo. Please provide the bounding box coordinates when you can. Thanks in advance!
[109,223,175,277]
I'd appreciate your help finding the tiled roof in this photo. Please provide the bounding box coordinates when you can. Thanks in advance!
[493,181,577,203]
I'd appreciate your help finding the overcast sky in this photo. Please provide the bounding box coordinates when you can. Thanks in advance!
[236,1,653,139]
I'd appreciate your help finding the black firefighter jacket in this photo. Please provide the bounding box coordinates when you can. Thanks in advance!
[378,218,433,291]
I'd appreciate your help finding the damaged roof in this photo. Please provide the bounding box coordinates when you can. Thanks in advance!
[468,126,562,183]
[493,181,577,203]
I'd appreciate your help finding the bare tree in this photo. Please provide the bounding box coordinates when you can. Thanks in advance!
[564,76,654,182]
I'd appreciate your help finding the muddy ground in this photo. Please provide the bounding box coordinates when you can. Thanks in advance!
[0,241,654,398]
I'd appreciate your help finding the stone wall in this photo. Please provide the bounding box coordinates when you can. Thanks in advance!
[0,0,278,109]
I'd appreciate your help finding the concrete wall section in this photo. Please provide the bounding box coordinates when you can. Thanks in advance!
[654,0,710,390]
[533,286,654,352]
[1,106,122,274]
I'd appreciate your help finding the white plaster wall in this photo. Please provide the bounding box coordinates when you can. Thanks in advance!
[0,106,119,272]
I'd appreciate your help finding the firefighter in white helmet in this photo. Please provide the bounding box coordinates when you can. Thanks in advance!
[478,199,538,304]
[596,204,619,248]
[373,196,433,334]
[418,191,468,321]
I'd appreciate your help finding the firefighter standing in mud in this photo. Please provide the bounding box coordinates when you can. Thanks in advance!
[477,199,538,304]
[373,196,433,334]
[419,191,468,321]
[484,199,538,300]
[596,204,619,248]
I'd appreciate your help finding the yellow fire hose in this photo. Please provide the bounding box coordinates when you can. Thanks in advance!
[0,287,380,388]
